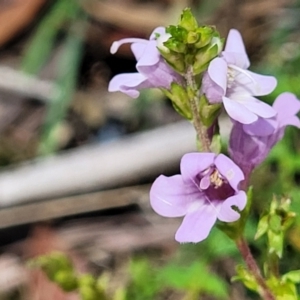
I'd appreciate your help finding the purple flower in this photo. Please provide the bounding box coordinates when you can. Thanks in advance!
[150,153,247,243]
[202,29,277,124]
[229,92,300,176]
[108,27,182,98]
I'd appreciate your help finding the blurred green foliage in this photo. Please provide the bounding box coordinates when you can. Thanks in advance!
[21,0,86,155]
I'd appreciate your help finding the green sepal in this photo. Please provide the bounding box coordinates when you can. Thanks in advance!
[163,37,186,53]
[255,214,269,240]
[179,8,198,31]
[166,25,187,42]
[199,94,221,127]
[268,229,284,258]
[194,26,215,48]
[193,43,219,75]
[269,214,282,233]
[162,83,192,120]
[186,31,200,44]
[210,133,222,154]
[232,265,259,292]
[159,50,186,73]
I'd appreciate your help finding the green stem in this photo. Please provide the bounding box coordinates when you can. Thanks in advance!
[236,237,275,300]
[185,67,210,152]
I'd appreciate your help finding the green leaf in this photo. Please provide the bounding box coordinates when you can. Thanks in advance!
[127,258,161,300]
[282,270,300,284]
[22,0,81,74]
[159,261,228,298]
[273,282,297,300]
[232,265,259,292]
[39,18,86,155]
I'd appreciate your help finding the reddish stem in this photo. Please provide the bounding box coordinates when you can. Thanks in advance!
[236,237,275,300]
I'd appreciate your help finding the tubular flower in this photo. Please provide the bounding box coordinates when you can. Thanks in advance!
[150,153,247,243]
[202,29,277,124]
[229,92,300,176]
[108,27,183,98]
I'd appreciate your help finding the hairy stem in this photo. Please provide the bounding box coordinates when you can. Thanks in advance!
[185,67,210,152]
[236,237,275,300]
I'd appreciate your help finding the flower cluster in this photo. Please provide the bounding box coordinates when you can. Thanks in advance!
[108,9,300,243]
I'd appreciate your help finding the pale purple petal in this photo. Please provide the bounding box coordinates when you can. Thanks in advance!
[150,175,199,217]
[239,96,276,118]
[243,117,278,136]
[207,58,228,95]
[175,204,217,243]
[229,122,264,175]
[131,43,146,61]
[110,38,147,55]
[138,58,181,89]
[109,26,181,98]
[228,70,276,97]
[201,72,224,104]
[217,191,247,222]
[108,73,148,98]
[214,154,244,191]
[246,71,277,96]
[273,92,300,127]
[222,52,249,69]
[280,116,300,128]
[180,152,215,184]
[149,26,166,40]
[223,96,258,124]
[136,40,160,67]
[223,29,250,69]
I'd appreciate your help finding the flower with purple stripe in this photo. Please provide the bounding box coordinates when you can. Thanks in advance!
[150,153,247,243]
[202,29,277,124]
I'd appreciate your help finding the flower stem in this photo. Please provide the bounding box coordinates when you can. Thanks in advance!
[185,67,211,152]
[236,237,275,300]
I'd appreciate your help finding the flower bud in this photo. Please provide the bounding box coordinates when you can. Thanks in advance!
[199,94,221,127]
[179,8,198,31]
[194,26,215,48]
[162,83,192,119]
[193,36,223,74]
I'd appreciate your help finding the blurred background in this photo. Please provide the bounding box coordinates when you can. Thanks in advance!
[0,0,299,299]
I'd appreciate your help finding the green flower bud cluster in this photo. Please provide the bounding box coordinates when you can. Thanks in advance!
[157,8,223,75]
[29,252,107,300]
[255,196,296,258]
[29,252,77,291]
